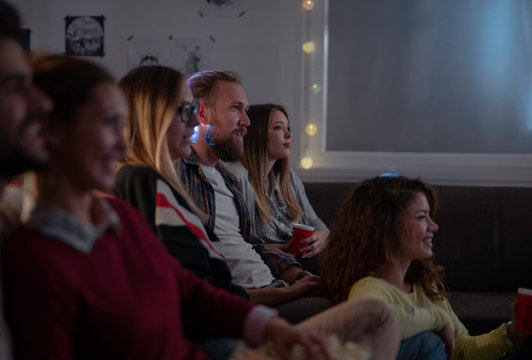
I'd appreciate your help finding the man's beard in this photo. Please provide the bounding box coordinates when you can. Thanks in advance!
[204,124,246,163]
[0,144,48,177]
[0,112,50,177]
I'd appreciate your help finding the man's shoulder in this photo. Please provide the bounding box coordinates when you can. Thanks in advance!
[215,161,241,185]
[220,161,248,180]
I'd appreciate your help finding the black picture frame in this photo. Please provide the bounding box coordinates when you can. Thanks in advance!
[65,15,105,57]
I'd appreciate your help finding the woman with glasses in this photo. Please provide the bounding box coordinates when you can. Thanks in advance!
[113,66,249,300]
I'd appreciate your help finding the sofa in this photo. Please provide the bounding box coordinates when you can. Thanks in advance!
[303,181,532,335]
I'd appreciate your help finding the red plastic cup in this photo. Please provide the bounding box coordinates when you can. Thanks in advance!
[516,288,532,333]
[290,223,314,255]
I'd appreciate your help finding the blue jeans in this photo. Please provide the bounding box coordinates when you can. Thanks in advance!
[396,332,446,360]
[200,337,241,360]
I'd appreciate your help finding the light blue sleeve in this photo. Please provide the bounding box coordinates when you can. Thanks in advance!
[289,168,328,232]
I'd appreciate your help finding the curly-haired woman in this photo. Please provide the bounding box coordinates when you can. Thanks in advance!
[319,176,531,360]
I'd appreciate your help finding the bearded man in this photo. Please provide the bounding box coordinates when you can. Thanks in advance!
[0,2,51,185]
[179,70,330,322]
[0,2,52,358]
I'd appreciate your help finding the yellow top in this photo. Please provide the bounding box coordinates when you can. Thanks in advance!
[348,276,515,360]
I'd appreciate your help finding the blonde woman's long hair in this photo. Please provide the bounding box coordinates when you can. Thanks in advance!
[117,65,202,218]
[242,104,303,223]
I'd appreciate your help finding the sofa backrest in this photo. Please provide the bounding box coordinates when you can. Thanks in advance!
[303,182,532,292]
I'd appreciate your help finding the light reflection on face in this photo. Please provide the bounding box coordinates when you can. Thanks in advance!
[267,109,291,162]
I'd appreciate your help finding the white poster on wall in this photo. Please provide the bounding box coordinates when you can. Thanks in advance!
[128,36,212,76]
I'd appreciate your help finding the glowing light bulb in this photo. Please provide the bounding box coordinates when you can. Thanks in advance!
[305,123,318,136]
[311,83,321,94]
[300,157,313,169]
[302,0,314,10]
[302,41,315,53]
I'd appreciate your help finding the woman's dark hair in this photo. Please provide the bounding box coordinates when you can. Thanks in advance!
[319,176,446,305]
[32,55,114,122]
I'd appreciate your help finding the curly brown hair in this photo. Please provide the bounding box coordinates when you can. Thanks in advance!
[318,176,447,305]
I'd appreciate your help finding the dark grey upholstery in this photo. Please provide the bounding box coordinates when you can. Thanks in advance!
[304,182,532,335]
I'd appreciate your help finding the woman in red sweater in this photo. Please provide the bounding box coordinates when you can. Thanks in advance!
[2,55,331,360]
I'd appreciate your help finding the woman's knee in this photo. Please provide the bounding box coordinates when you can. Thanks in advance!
[397,332,446,360]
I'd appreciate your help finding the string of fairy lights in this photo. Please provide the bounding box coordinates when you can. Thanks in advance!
[300,0,318,169]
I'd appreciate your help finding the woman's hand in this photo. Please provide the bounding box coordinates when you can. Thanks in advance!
[435,323,454,360]
[507,301,532,343]
[300,229,328,258]
[263,317,332,360]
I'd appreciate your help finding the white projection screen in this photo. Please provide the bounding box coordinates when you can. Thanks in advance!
[325,0,532,154]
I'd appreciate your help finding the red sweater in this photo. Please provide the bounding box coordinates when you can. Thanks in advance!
[3,197,254,360]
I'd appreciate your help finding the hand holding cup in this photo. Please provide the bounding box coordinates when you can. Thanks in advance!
[290,223,314,256]
[299,229,329,258]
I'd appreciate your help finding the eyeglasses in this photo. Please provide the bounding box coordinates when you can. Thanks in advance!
[176,101,199,122]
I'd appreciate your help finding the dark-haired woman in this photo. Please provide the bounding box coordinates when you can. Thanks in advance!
[319,176,531,360]
[225,104,327,274]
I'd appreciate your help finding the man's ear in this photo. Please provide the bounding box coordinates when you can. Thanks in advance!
[198,103,207,125]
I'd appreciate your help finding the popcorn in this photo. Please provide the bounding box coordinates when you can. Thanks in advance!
[230,334,371,360]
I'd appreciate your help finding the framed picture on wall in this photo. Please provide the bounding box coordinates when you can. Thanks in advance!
[65,15,105,57]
